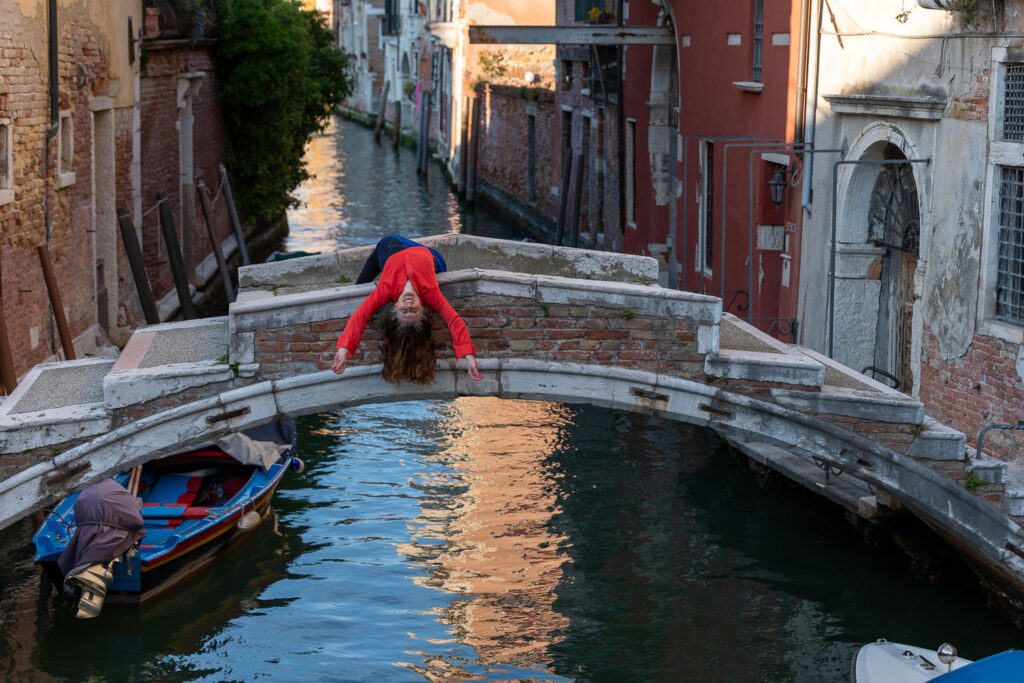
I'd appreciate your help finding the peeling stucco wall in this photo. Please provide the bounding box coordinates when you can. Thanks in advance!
[921,119,986,360]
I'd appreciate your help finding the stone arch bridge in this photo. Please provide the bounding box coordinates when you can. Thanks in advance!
[2,235,1023,601]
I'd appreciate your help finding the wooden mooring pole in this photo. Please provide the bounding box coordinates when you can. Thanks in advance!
[36,245,76,361]
[374,81,390,142]
[555,151,573,246]
[157,193,196,320]
[570,153,586,248]
[392,99,402,150]
[0,297,16,393]
[117,208,160,324]
[197,180,236,303]
[218,165,250,266]
[466,96,480,204]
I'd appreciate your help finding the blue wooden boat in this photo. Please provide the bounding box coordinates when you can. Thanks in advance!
[33,423,302,608]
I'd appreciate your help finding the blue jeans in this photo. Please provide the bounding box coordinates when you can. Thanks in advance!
[355,235,447,284]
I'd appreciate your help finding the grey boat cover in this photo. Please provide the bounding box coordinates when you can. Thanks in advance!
[57,478,145,577]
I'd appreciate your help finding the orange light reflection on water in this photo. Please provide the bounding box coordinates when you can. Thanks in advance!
[395,397,572,680]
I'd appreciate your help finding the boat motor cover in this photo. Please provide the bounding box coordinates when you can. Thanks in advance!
[57,479,145,577]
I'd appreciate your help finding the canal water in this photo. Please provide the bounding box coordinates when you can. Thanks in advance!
[1,116,1022,681]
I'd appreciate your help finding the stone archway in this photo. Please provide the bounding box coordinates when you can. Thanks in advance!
[833,122,927,393]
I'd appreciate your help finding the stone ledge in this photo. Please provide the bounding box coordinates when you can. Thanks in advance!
[906,416,966,461]
[773,386,924,424]
[706,349,825,386]
[103,361,235,410]
[0,403,110,455]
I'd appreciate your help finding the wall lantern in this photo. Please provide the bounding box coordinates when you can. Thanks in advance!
[768,165,794,206]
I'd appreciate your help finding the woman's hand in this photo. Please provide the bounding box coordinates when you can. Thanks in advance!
[332,347,349,375]
[465,354,483,381]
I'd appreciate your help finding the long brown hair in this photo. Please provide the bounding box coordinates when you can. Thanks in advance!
[380,312,436,384]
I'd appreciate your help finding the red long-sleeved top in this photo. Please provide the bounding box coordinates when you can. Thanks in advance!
[335,246,475,358]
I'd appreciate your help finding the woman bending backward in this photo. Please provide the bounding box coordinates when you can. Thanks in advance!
[332,235,483,383]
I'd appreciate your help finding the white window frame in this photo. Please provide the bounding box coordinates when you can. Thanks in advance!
[979,46,1024,344]
[57,110,76,188]
[0,118,12,206]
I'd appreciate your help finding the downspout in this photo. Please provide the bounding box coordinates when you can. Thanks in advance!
[616,0,625,253]
[43,0,59,355]
[801,0,823,211]
[44,0,59,243]
[795,0,811,143]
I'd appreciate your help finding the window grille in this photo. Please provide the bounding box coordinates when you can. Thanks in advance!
[1003,64,1024,141]
[997,166,1024,324]
[753,0,764,82]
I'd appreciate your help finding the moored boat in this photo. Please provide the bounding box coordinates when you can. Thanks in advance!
[33,421,303,612]
[851,639,1024,682]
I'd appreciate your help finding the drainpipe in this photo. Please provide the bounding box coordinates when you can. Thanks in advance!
[801,0,823,211]
[795,0,811,143]
[615,0,625,253]
[41,0,60,357]
[44,0,59,243]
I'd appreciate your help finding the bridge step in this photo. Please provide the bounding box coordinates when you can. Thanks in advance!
[906,417,968,461]
[705,349,825,387]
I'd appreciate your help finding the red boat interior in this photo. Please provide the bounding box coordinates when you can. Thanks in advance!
[136,450,255,550]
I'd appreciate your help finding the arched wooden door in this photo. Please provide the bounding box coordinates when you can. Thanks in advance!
[868,158,920,393]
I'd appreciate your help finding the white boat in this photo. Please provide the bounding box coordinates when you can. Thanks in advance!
[851,639,1024,682]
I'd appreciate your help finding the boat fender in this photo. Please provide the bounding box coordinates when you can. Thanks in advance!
[237,510,261,532]
[289,457,305,474]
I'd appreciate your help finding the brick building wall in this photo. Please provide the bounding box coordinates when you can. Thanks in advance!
[920,325,1024,462]
[0,4,112,379]
[139,42,231,302]
[476,85,560,224]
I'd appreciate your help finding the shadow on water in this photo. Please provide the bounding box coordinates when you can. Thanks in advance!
[541,408,1024,682]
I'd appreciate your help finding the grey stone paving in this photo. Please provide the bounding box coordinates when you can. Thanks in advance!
[139,324,230,368]
[9,363,108,414]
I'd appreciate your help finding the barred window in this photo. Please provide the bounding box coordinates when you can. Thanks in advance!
[1002,64,1024,141]
[997,166,1024,324]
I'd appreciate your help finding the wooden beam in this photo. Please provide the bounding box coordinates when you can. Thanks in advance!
[468,25,675,46]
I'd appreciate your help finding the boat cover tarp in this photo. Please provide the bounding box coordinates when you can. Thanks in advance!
[934,650,1024,681]
[57,479,145,577]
